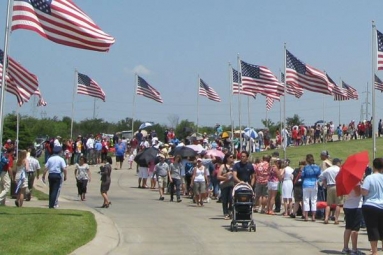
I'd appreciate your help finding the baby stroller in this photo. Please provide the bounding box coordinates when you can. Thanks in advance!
[230,183,256,232]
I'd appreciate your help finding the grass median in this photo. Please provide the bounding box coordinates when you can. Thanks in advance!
[0,207,96,255]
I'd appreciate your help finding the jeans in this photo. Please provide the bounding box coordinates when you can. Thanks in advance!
[26,172,36,198]
[221,186,233,216]
[74,152,81,164]
[48,173,62,208]
[169,178,181,200]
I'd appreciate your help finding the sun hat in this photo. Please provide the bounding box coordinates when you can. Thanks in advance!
[158,154,165,159]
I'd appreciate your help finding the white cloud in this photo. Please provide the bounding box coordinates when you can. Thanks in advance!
[125,65,151,75]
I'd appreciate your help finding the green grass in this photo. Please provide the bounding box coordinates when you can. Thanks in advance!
[32,188,49,200]
[252,138,383,167]
[0,207,96,255]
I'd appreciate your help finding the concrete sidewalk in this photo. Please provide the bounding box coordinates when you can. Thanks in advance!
[24,160,372,255]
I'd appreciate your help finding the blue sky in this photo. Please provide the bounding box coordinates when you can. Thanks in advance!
[1,1,383,129]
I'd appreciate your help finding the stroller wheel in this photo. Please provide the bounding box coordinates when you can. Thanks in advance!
[230,222,234,232]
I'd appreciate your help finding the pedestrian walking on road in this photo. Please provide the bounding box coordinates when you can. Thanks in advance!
[191,158,208,206]
[43,146,67,209]
[169,155,182,202]
[154,154,169,200]
[14,150,29,207]
[217,152,234,219]
[25,148,41,201]
[100,156,112,208]
[75,156,91,201]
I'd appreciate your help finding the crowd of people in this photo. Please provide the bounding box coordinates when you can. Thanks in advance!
[1,122,383,255]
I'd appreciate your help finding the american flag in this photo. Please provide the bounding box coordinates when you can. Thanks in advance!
[341,81,358,100]
[375,74,383,92]
[34,89,47,106]
[0,49,38,103]
[266,96,274,111]
[77,72,106,101]
[12,0,115,52]
[326,74,349,101]
[136,75,163,103]
[377,29,383,70]
[232,68,256,98]
[199,78,221,102]
[286,50,334,95]
[281,72,303,98]
[241,60,283,100]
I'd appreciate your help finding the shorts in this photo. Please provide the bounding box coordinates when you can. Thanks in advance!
[158,176,168,188]
[255,183,268,197]
[116,155,124,162]
[326,186,342,205]
[193,182,206,195]
[267,181,279,191]
[362,205,383,241]
[181,176,186,185]
[344,208,362,231]
[15,174,28,190]
[138,167,148,178]
[293,187,303,202]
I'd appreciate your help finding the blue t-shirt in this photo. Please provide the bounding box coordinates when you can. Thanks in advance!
[45,155,66,174]
[115,143,126,157]
[301,164,321,188]
[362,173,383,209]
[233,161,254,184]
[94,141,102,151]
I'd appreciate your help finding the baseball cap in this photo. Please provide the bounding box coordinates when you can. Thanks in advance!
[332,158,342,165]
[197,158,202,162]
[271,151,280,158]
[53,146,62,154]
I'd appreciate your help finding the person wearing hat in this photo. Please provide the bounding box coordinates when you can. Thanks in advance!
[191,157,208,206]
[154,154,169,200]
[320,150,332,171]
[319,158,343,224]
[54,136,62,147]
[42,146,67,208]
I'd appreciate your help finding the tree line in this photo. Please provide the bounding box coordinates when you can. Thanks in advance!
[3,113,305,149]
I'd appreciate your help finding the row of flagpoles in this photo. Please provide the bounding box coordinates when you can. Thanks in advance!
[1,1,383,159]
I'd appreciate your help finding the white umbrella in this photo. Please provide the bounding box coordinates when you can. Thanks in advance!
[139,122,153,130]
[243,127,258,139]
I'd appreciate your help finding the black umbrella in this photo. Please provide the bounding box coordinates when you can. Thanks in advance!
[172,146,197,158]
[134,147,159,166]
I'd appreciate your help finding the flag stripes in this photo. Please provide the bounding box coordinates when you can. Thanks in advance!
[199,78,221,102]
[232,68,256,98]
[240,60,282,100]
[375,74,383,92]
[136,75,163,103]
[12,0,115,52]
[286,50,334,95]
[377,29,383,71]
[77,72,106,101]
[341,81,358,100]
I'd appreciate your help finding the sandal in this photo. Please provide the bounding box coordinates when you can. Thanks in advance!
[224,215,230,220]
[334,221,339,225]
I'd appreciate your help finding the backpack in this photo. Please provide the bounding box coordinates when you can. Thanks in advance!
[0,154,9,173]
[185,162,194,176]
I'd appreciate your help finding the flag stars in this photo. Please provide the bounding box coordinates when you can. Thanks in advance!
[30,0,52,14]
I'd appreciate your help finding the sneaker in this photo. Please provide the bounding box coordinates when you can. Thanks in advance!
[177,199,182,203]
[350,250,365,255]
[341,248,350,254]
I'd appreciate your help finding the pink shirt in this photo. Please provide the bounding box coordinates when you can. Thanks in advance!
[255,161,269,184]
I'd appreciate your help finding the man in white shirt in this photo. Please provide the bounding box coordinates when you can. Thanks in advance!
[86,135,95,165]
[319,158,342,224]
[54,136,61,147]
[25,148,41,201]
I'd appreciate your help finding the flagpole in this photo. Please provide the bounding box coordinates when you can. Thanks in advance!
[93,98,96,119]
[283,44,287,159]
[238,54,242,152]
[229,63,234,153]
[265,97,268,127]
[197,75,200,134]
[372,21,377,158]
[16,106,19,160]
[70,69,77,139]
[0,0,13,145]
[338,77,341,126]
[132,74,137,136]
[279,70,283,145]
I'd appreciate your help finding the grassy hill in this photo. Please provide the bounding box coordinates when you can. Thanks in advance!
[251,137,383,167]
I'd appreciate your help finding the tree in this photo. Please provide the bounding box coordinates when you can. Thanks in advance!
[286,114,304,127]
[175,119,196,139]
[167,114,179,128]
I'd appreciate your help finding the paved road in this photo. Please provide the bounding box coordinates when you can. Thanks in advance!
[55,162,371,255]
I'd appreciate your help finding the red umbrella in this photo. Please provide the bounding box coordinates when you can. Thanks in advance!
[336,151,369,196]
